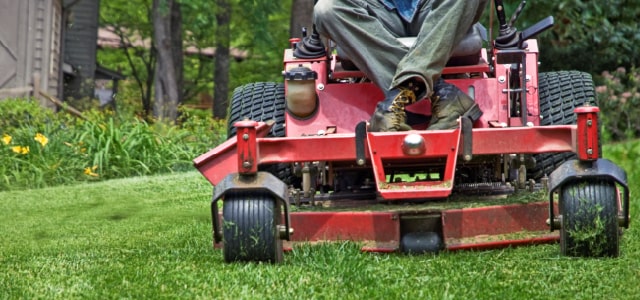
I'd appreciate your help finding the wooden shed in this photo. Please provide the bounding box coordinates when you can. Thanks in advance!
[62,0,102,101]
[0,0,63,108]
[0,0,122,109]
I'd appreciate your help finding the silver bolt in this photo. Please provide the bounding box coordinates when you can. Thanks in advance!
[317,83,325,91]
[498,76,506,83]
[242,161,252,168]
[242,133,249,140]
[278,225,294,239]
[587,149,593,155]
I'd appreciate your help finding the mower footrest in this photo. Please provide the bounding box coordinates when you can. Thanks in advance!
[367,129,462,201]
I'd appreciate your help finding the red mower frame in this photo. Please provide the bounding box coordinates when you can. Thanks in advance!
[194,0,630,263]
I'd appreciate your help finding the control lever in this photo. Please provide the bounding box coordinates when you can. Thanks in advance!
[293,25,327,59]
[493,0,554,49]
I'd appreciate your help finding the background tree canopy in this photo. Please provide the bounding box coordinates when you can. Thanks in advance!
[514,0,640,73]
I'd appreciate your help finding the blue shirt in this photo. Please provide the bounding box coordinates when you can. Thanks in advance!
[379,0,422,23]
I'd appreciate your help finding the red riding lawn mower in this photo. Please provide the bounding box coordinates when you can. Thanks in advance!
[194,0,631,263]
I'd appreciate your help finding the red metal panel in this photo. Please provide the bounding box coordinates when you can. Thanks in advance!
[289,211,400,244]
[445,236,558,251]
[446,78,501,129]
[193,121,274,185]
[194,126,578,186]
[235,120,258,174]
[284,83,382,136]
[442,202,550,239]
[471,126,575,154]
[575,106,600,160]
[367,129,461,200]
[258,134,359,162]
[441,61,491,75]
[193,138,238,186]
[441,201,559,251]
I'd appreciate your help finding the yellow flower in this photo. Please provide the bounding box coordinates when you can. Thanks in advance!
[34,133,49,147]
[2,134,11,145]
[84,166,99,177]
[11,146,29,155]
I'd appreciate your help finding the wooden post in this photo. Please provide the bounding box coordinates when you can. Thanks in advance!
[39,91,87,120]
[32,72,43,105]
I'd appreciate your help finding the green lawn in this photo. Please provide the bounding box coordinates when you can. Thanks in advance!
[1,141,639,299]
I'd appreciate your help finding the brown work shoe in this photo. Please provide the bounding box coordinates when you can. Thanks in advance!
[369,87,417,132]
[427,80,482,130]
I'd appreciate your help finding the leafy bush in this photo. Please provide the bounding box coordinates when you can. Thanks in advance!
[0,98,225,191]
[595,67,640,141]
[520,0,640,73]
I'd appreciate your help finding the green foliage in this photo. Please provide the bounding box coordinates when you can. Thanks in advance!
[0,98,67,133]
[177,106,227,151]
[98,0,289,117]
[518,0,640,73]
[0,98,225,191]
[595,67,640,141]
[605,139,640,187]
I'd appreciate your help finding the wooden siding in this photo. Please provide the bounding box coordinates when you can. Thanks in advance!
[63,0,100,100]
[64,0,99,78]
[0,1,24,92]
[0,0,62,103]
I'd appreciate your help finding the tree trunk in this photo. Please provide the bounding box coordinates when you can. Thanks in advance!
[289,0,314,39]
[212,0,231,119]
[152,0,182,122]
[171,2,183,102]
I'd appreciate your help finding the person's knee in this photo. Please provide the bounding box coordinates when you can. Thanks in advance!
[313,0,338,26]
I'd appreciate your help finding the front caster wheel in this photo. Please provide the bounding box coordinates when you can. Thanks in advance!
[222,191,283,263]
[559,179,620,257]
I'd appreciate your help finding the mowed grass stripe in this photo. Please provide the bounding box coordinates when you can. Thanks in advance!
[1,141,639,299]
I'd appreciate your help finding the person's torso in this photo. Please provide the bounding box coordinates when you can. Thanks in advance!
[378,0,423,22]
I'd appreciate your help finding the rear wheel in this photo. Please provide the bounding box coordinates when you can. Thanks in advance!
[222,191,283,263]
[530,71,600,179]
[227,82,285,138]
[559,179,620,257]
[227,83,297,185]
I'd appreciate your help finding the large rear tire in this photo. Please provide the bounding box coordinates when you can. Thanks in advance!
[530,71,600,180]
[222,191,284,263]
[227,82,285,138]
[227,83,297,185]
[559,179,620,257]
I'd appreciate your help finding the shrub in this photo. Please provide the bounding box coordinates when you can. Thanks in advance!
[595,67,640,141]
[0,98,225,191]
[523,0,640,73]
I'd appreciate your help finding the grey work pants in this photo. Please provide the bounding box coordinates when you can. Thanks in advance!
[314,0,487,96]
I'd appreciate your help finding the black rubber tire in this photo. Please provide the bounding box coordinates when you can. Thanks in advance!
[559,179,620,257]
[530,71,600,180]
[227,82,285,138]
[226,82,297,185]
[222,191,283,263]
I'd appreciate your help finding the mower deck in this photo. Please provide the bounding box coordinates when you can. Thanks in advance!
[287,200,557,252]
[215,191,559,253]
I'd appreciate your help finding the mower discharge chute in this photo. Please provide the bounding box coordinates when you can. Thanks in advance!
[194,0,631,263]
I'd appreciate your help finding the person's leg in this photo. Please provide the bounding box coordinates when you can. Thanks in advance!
[314,0,408,89]
[400,0,488,130]
[392,0,488,95]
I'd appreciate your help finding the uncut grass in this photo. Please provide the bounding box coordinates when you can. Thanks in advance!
[1,143,639,299]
